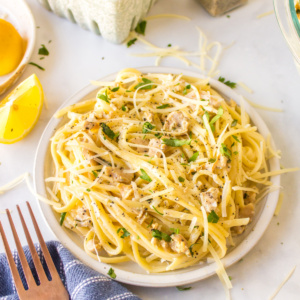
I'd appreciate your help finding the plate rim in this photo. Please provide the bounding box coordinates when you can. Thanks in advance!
[33,66,280,287]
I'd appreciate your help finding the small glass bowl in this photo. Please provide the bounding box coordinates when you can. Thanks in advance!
[274,0,300,74]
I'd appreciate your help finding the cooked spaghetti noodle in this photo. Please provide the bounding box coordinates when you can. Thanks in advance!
[47,68,283,276]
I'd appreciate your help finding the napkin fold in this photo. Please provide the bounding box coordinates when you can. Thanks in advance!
[0,241,140,300]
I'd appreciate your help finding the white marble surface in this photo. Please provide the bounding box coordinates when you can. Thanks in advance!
[0,0,299,299]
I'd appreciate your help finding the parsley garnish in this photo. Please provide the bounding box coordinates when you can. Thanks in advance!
[111,87,119,92]
[117,227,131,238]
[218,77,236,88]
[232,135,241,143]
[98,90,110,103]
[220,143,232,159]
[207,210,219,223]
[134,77,154,90]
[28,62,45,71]
[183,84,191,95]
[178,176,185,183]
[101,123,117,140]
[60,212,67,226]
[229,276,232,281]
[152,206,163,215]
[92,171,98,177]
[121,105,126,112]
[151,229,171,242]
[162,138,191,147]
[38,44,49,56]
[154,133,163,138]
[142,122,155,133]
[108,268,116,279]
[127,38,137,47]
[156,104,170,109]
[233,151,239,155]
[231,119,238,127]
[189,243,199,257]
[147,219,153,228]
[135,20,147,35]
[208,158,216,163]
[209,106,224,127]
[188,151,199,162]
[176,286,191,291]
[140,169,152,182]
[167,43,172,47]
[86,189,91,192]
[170,228,180,234]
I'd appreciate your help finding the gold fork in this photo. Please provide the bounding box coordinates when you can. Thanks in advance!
[0,202,69,300]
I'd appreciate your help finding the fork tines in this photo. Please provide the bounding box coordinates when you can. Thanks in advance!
[0,202,69,300]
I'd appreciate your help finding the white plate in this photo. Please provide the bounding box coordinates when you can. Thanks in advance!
[0,0,36,95]
[34,67,280,287]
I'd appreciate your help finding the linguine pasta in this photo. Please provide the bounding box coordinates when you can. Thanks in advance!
[47,68,280,277]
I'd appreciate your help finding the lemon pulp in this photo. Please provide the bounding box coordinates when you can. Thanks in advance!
[0,74,44,144]
[0,19,24,76]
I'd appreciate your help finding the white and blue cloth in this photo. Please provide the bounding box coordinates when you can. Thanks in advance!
[0,241,140,300]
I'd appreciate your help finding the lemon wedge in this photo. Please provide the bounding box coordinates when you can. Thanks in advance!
[0,74,44,144]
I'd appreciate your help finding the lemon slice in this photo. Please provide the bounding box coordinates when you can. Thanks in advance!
[0,74,44,144]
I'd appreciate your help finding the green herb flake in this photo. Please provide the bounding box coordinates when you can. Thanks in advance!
[227,15,231,18]
[229,276,232,281]
[127,38,137,47]
[60,212,67,226]
[111,87,119,92]
[108,268,116,279]
[137,235,140,240]
[209,106,224,126]
[117,227,131,238]
[167,43,172,47]
[162,138,191,147]
[147,219,154,228]
[134,77,154,90]
[170,228,180,234]
[176,286,192,291]
[152,205,163,216]
[208,158,216,163]
[28,62,45,71]
[86,188,91,192]
[178,176,185,183]
[98,90,110,103]
[220,143,232,159]
[142,122,155,133]
[38,44,49,56]
[101,123,116,140]
[207,210,219,223]
[156,104,170,109]
[189,243,199,257]
[188,151,199,163]
[218,77,236,89]
[231,119,238,127]
[140,169,152,182]
[232,135,241,143]
[92,171,98,177]
[121,105,126,112]
[233,151,239,155]
[151,229,171,242]
[183,84,191,95]
[135,20,147,35]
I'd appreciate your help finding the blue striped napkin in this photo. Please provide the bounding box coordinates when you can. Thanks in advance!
[0,241,140,300]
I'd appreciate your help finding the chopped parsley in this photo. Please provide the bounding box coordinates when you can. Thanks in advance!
[152,206,163,215]
[142,122,155,133]
[60,212,67,226]
[151,229,171,242]
[86,189,91,192]
[98,90,110,103]
[209,106,224,127]
[92,170,98,177]
[189,243,199,257]
[147,219,154,228]
[28,62,45,71]
[111,87,119,92]
[101,123,117,140]
[232,135,241,143]
[178,176,185,183]
[134,77,154,90]
[183,84,191,95]
[220,143,232,159]
[167,43,172,47]
[233,151,239,155]
[108,268,116,279]
[117,227,131,238]
[127,38,137,47]
[207,210,219,223]
[231,119,238,127]
[176,286,191,291]
[135,20,147,35]
[140,169,152,182]
[162,138,191,147]
[229,276,232,281]
[170,228,180,234]
[156,104,170,109]
[121,105,126,112]
[188,151,199,162]
[218,77,236,88]
[38,44,49,56]
[208,158,216,163]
